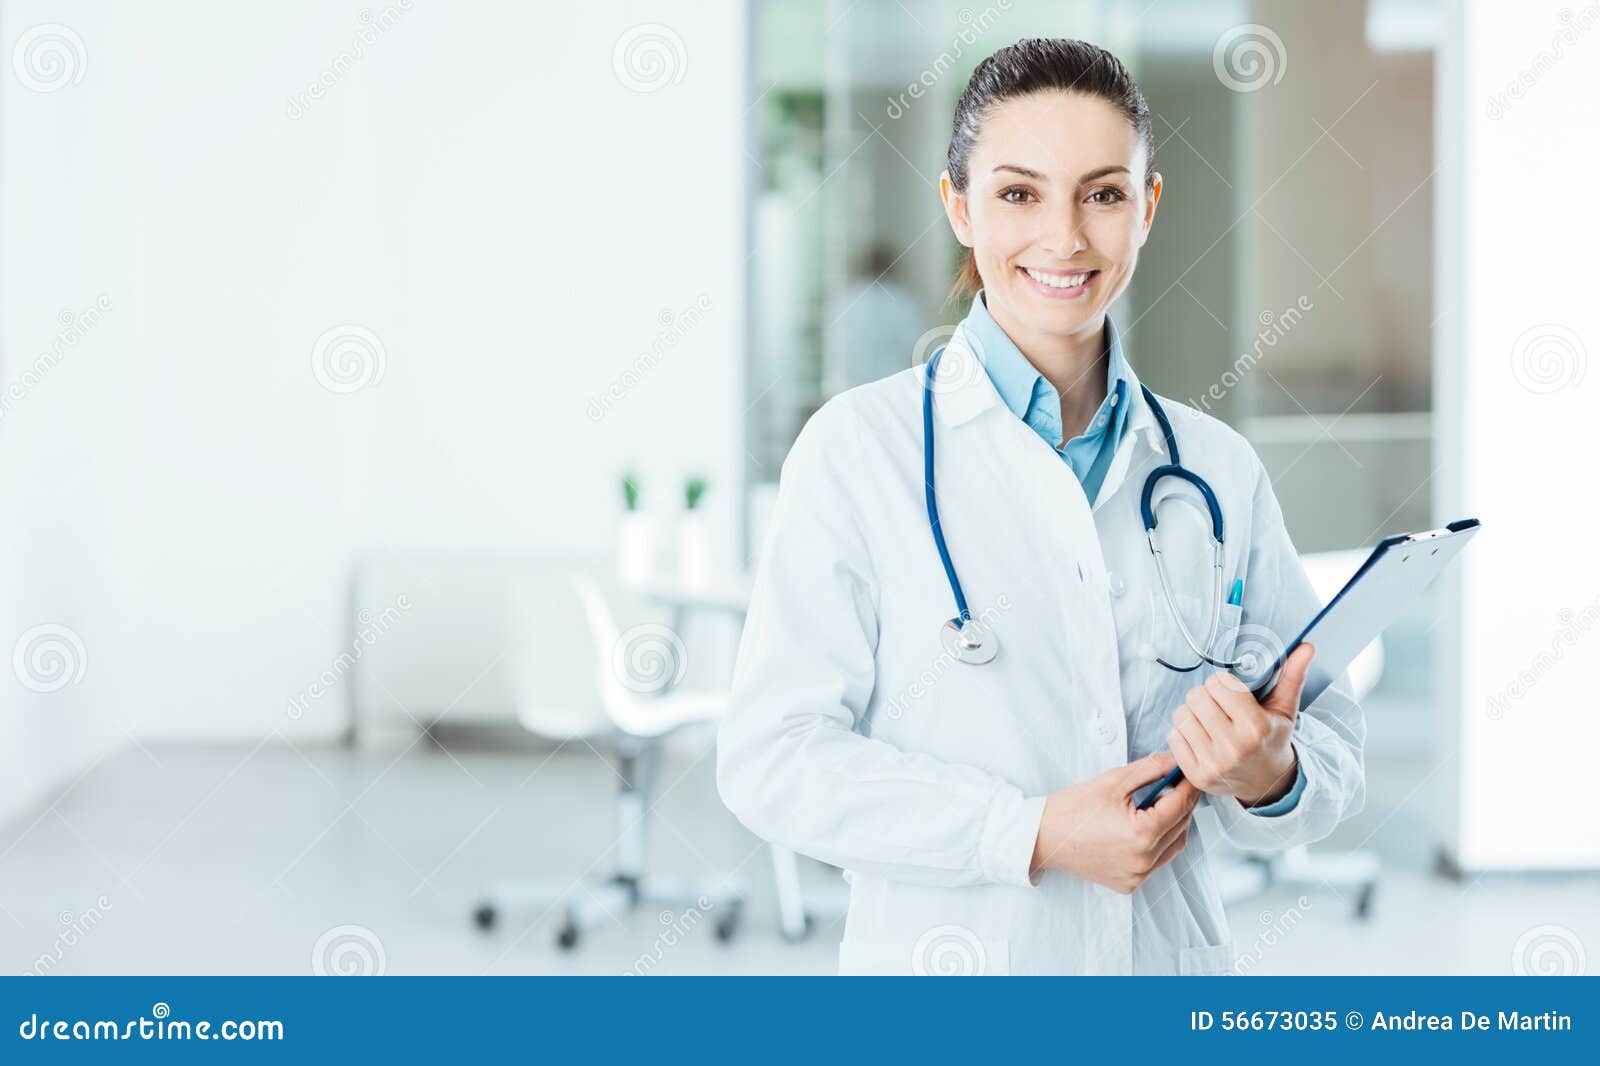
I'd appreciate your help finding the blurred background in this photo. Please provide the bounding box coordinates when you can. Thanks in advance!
[1,0,1595,975]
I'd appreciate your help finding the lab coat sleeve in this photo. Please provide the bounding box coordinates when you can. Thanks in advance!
[716,399,1046,889]
[1207,452,1367,851]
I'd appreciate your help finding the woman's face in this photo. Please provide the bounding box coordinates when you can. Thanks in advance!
[941,90,1161,345]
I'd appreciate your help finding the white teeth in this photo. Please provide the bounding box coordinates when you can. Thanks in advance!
[1025,267,1091,289]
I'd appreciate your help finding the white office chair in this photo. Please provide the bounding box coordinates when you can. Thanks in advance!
[472,569,747,950]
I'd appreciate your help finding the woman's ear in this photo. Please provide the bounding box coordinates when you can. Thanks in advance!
[1137,171,1163,248]
[939,171,974,248]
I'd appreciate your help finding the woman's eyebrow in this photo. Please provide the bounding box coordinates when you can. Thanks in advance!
[992,163,1130,183]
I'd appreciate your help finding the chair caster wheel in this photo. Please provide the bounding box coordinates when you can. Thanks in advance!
[781,913,816,943]
[556,919,580,951]
[473,904,496,931]
[713,900,744,942]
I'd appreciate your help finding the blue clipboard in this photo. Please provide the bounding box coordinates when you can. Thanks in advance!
[1133,518,1481,810]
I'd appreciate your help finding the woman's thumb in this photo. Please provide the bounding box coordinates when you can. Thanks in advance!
[1264,642,1316,718]
[1117,750,1177,793]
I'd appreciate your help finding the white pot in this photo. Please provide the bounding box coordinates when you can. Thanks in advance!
[618,511,665,585]
[676,510,715,586]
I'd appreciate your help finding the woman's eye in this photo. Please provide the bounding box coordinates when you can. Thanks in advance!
[1087,187,1129,205]
[999,186,1036,205]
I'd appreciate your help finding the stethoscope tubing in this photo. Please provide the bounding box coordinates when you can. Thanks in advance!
[922,342,1245,673]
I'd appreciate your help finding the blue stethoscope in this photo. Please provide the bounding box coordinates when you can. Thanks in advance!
[923,339,1248,675]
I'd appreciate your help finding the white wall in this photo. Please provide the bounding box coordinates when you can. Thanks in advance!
[2,1,746,806]
[1436,0,1600,870]
[0,3,131,819]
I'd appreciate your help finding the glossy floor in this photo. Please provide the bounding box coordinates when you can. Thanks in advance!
[0,729,1593,976]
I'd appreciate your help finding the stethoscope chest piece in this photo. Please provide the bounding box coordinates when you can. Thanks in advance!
[941,619,998,665]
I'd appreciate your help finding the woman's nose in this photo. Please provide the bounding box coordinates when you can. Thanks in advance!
[1038,203,1087,257]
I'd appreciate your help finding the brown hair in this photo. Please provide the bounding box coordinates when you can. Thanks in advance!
[945,38,1156,304]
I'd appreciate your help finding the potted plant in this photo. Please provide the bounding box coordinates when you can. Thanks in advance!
[676,475,714,585]
[616,471,662,584]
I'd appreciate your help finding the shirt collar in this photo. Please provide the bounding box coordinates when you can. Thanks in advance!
[962,289,1134,427]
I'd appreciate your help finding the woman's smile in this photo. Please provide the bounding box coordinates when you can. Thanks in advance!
[1018,265,1099,300]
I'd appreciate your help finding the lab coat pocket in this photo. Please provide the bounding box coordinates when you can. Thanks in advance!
[1214,602,1244,660]
[839,931,1011,976]
[1178,942,1237,976]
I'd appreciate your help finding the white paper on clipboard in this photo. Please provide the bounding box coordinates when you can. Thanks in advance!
[1252,519,1481,700]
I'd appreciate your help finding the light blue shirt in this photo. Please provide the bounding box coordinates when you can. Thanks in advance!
[961,290,1306,816]
[962,291,1130,506]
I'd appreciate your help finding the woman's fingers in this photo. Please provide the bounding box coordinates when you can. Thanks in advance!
[1115,750,1178,797]
[1149,820,1192,872]
[1142,776,1199,833]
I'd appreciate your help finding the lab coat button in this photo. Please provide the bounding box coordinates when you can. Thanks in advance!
[1107,572,1125,597]
[1093,718,1119,745]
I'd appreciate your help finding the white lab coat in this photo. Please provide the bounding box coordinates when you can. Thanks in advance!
[716,328,1365,976]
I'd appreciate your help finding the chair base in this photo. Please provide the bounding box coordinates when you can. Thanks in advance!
[474,871,748,955]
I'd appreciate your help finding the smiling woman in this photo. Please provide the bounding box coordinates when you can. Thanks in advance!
[717,36,1366,976]
[939,38,1161,439]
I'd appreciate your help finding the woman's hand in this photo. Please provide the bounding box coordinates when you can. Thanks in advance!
[1030,752,1200,894]
[1167,643,1316,808]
